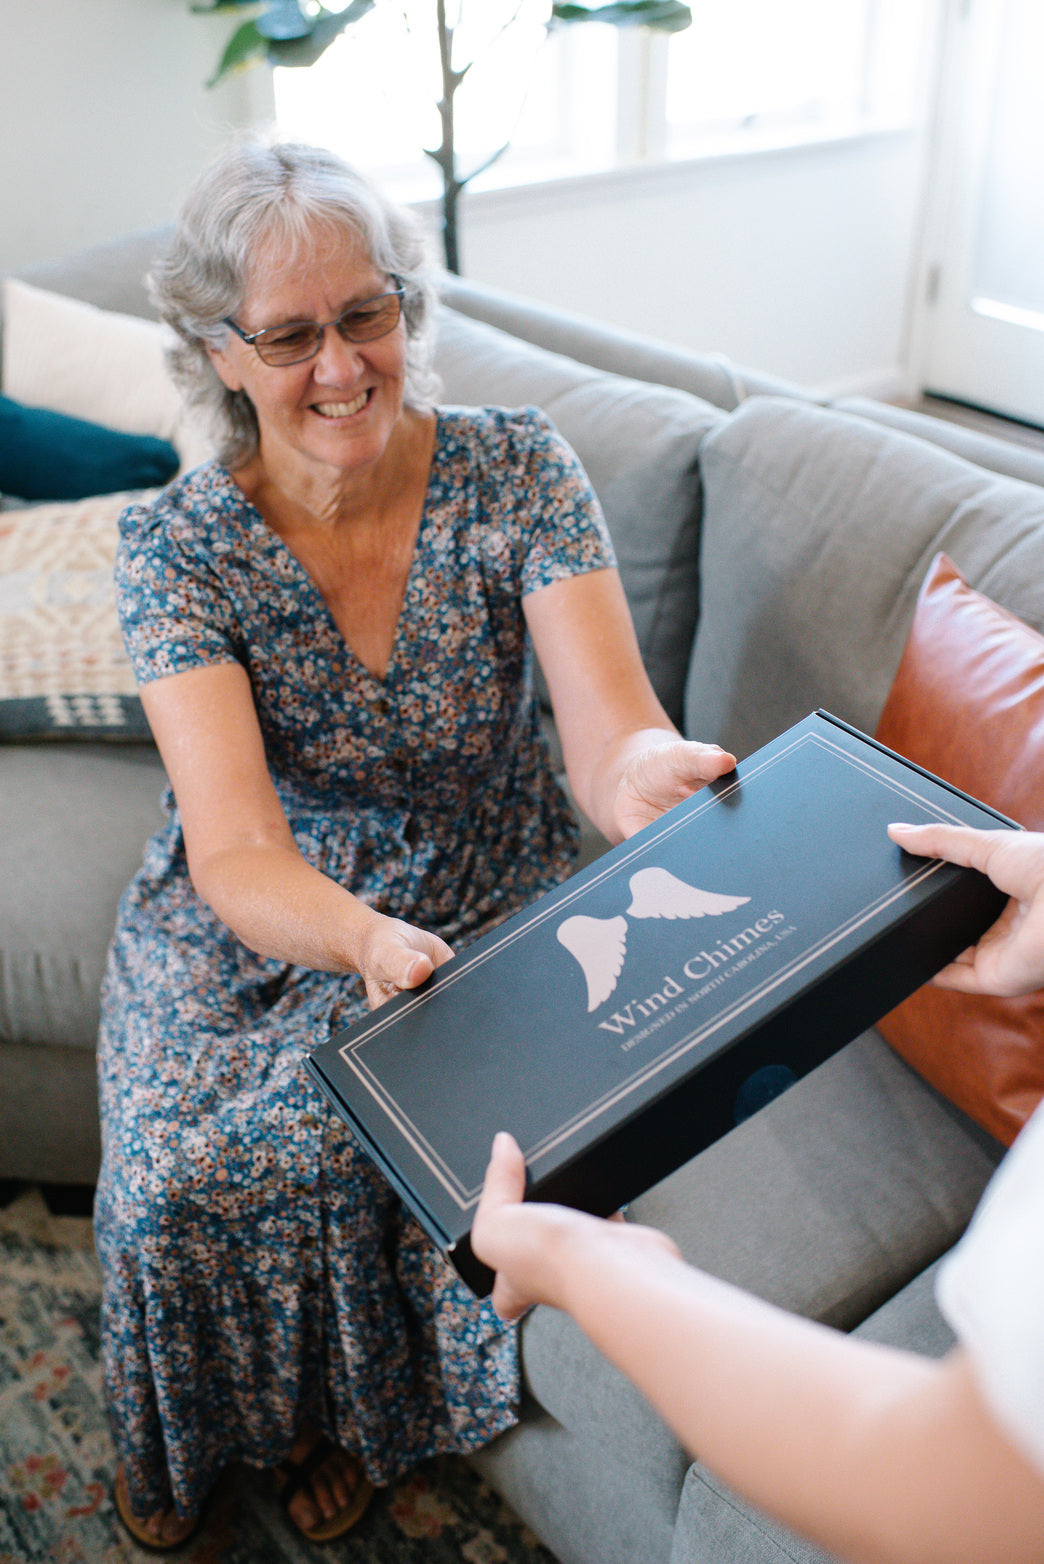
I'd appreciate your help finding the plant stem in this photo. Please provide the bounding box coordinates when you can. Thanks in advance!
[433,0,463,272]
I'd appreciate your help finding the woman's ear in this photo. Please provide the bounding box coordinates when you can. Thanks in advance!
[206,338,244,394]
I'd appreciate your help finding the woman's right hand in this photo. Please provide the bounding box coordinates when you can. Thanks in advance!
[357,913,455,1009]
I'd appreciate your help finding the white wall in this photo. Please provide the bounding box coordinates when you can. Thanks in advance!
[0,0,273,276]
[442,128,929,396]
[1,0,934,397]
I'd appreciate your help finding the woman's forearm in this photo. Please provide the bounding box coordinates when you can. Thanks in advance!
[190,839,377,972]
[190,839,452,1004]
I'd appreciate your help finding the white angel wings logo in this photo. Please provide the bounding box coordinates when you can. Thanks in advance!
[556,867,750,1012]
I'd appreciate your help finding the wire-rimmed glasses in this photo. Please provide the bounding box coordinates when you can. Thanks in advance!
[223,279,405,367]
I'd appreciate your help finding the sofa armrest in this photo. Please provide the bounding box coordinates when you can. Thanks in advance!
[832,396,1044,490]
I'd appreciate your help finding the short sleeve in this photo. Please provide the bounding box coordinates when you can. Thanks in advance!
[116,487,243,684]
[481,408,615,596]
[936,1101,1044,1476]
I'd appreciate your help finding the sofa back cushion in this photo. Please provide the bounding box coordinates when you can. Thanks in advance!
[438,273,819,410]
[684,396,1044,756]
[832,396,1044,490]
[435,307,724,727]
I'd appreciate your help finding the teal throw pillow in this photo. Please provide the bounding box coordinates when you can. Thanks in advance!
[0,394,179,502]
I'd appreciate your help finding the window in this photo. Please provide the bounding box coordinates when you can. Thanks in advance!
[273,0,934,198]
[274,3,618,197]
[665,1,874,147]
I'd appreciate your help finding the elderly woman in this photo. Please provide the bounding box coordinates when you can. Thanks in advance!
[97,137,735,1550]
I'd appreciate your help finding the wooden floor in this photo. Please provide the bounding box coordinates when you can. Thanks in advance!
[893,393,1044,454]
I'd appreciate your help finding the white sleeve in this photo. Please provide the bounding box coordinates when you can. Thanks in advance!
[936,1102,1044,1476]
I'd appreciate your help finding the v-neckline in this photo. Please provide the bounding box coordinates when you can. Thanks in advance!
[222,415,441,689]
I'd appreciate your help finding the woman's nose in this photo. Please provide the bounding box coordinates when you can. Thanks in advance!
[312,324,364,380]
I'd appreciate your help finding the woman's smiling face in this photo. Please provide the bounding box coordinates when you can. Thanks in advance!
[208,226,410,481]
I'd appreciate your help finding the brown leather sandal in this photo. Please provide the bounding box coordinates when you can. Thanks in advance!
[113,1466,201,1554]
[273,1434,375,1543]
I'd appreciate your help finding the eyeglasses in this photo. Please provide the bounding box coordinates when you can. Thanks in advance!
[223,279,405,367]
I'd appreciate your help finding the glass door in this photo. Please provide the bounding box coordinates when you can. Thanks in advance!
[920,0,1044,426]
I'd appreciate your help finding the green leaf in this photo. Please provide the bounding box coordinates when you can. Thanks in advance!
[190,2,259,14]
[265,1,376,68]
[552,0,692,31]
[207,17,269,85]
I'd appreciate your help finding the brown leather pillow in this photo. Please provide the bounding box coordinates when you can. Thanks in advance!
[874,552,1044,1145]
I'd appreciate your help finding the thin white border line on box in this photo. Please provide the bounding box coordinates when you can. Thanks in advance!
[331,732,979,1211]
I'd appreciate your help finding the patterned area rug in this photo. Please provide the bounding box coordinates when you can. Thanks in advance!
[0,1189,557,1563]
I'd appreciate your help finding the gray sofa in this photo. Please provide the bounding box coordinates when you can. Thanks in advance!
[5,231,1044,1564]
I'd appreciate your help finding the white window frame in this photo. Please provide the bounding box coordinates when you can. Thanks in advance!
[273,0,938,203]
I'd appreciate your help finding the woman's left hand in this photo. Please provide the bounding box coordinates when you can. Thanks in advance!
[357,914,455,1010]
[611,739,737,839]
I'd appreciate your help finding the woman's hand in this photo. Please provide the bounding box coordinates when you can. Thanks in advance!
[471,1132,680,1322]
[889,822,1044,997]
[356,914,455,1010]
[611,738,737,839]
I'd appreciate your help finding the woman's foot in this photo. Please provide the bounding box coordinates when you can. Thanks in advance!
[113,1466,199,1552]
[275,1428,375,1542]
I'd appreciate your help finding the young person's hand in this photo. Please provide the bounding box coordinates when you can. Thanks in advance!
[889,823,1044,997]
[471,1132,680,1322]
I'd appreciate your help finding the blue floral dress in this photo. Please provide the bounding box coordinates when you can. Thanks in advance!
[95,406,615,1520]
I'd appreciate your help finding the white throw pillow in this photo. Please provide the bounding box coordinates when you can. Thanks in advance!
[1,278,214,473]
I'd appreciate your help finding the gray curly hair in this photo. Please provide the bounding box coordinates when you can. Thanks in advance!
[150,139,441,469]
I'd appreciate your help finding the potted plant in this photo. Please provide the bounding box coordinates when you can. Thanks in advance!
[192,0,692,271]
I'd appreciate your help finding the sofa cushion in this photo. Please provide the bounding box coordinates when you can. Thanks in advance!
[0,1040,103,1185]
[875,553,1044,1146]
[673,1459,842,1564]
[0,491,153,741]
[520,1027,1000,1540]
[668,1260,955,1564]
[470,1405,682,1564]
[683,397,1044,759]
[520,1299,692,1509]
[0,394,178,503]
[629,1028,1001,1330]
[0,743,167,1051]
[1,278,213,473]
[12,227,170,322]
[435,307,724,727]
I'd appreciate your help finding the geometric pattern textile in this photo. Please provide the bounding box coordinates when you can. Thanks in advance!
[0,491,153,740]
